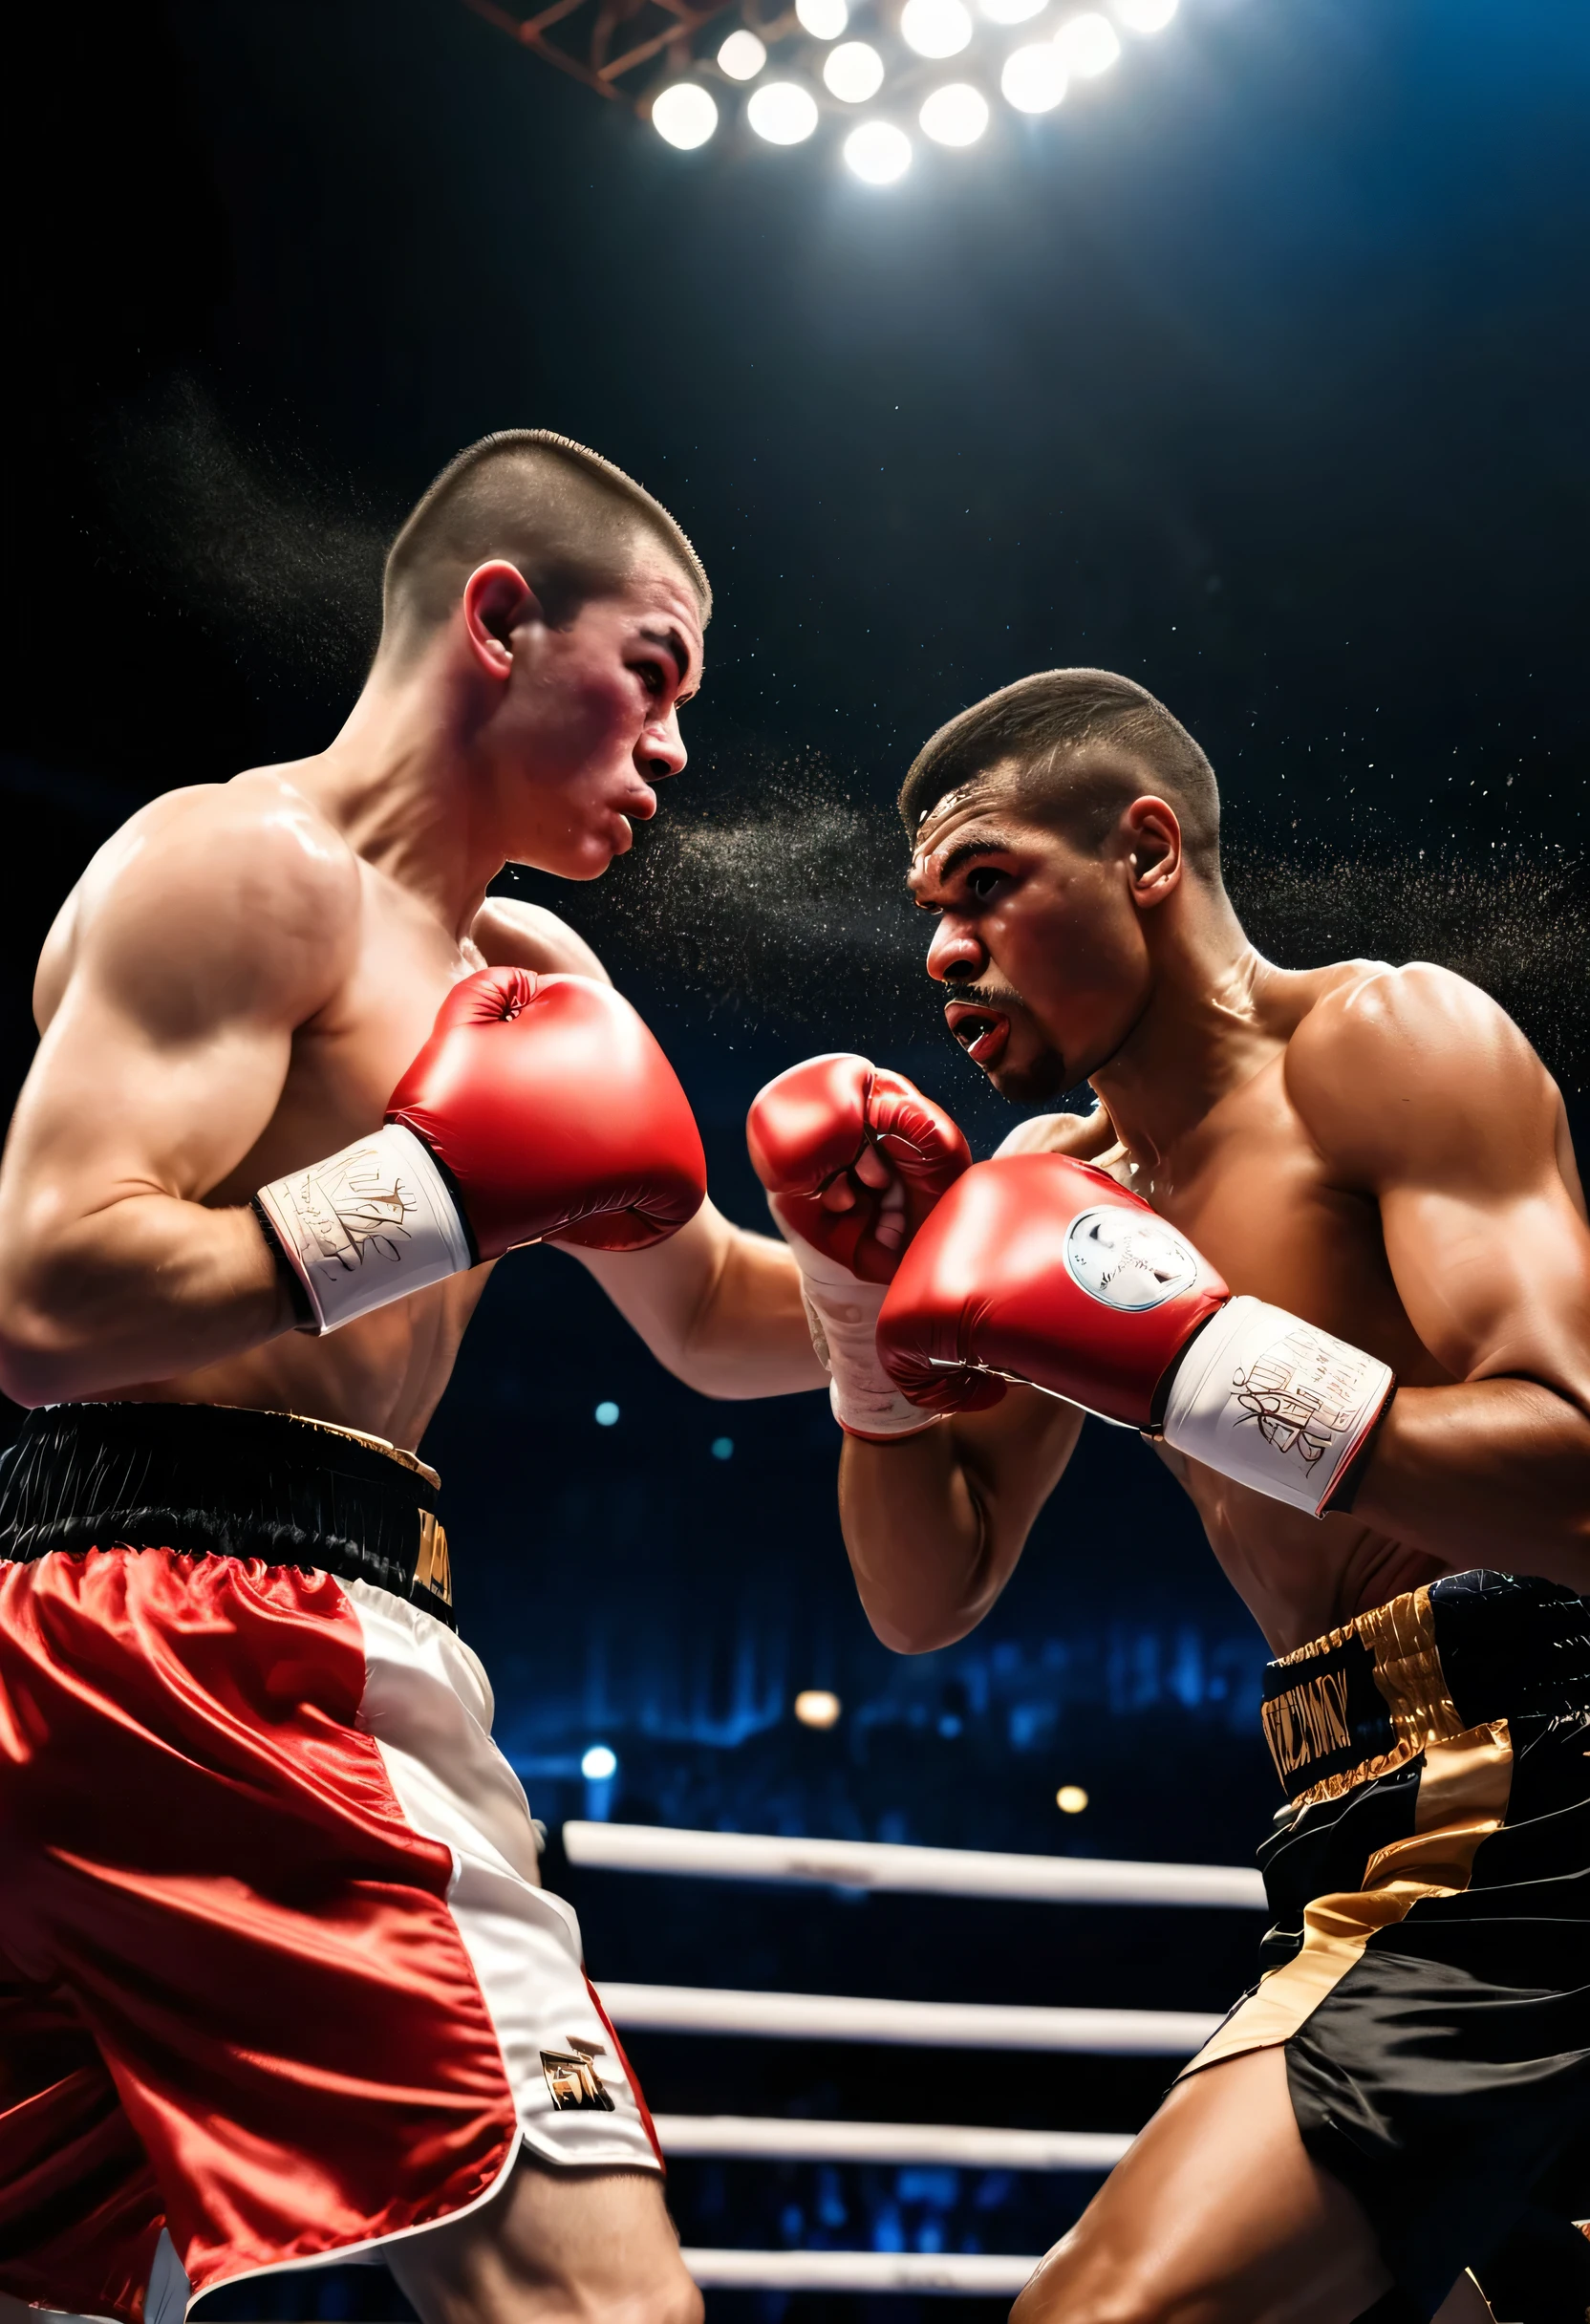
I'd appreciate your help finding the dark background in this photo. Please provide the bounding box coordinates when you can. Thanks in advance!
[3,0,1587,2313]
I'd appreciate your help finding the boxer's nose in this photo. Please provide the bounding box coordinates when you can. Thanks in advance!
[927,918,984,987]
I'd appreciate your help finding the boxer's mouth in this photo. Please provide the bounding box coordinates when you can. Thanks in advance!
[945,1001,1010,1068]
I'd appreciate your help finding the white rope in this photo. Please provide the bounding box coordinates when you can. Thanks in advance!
[681,2248,1040,2294]
[655,2114,1131,2171]
[565,1820,1264,1909]
[599,1982,1218,2055]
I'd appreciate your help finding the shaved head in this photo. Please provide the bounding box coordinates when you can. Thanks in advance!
[900,668,1222,877]
[380,429,710,659]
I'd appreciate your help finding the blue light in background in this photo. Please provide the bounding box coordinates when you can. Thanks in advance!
[711,1436,734,1460]
[594,1401,620,1427]
[581,1744,618,1780]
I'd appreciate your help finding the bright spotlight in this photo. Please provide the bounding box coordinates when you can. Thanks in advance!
[825,39,885,100]
[651,82,719,147]
[796,0,849,35]
[747,79,821,141]
[1115,0,1176,26]
[900,0,974,59]
[718,28,767,77]
[919,81,989,144]
[844,119,913,182]
[794,1689,843,1729]
[1000,42,1065,110]
[981,0,1047,21]
[582,1743,618,1781]
[1054,10,1120,74]
[1056,1783,1089,1815]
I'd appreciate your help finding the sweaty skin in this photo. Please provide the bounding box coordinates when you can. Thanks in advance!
[835,779,1590,1659]
[0,552,820,1449]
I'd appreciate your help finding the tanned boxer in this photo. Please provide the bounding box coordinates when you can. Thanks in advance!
[747,670,1590,2324]
[0,432,821,2324]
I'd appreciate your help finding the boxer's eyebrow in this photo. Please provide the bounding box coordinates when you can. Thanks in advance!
[641,626,698,699]
[911,831,1021,897]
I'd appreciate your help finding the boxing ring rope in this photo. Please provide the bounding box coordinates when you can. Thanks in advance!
[565,1819,1266,1909]
[572,1823,1266,2296]
[600,1981,1220,2055]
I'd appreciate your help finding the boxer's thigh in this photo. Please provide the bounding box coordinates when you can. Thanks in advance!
[1013,2047,1396,2324]
[388,2158,701,2324]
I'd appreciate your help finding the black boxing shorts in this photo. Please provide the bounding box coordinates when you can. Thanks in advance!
[1177,1570,1590,2322]
[0,1401,659,2323]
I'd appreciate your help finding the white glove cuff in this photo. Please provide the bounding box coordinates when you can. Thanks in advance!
[257,1122,473,1335]
[1161,1295,1393,1518]
[776,1214,939,1440]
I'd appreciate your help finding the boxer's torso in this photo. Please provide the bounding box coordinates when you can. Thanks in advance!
[34,771,569,1452]
[1017,961,1509,1653]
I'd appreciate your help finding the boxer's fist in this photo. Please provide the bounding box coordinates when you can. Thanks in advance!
[747,1053,971,1285]
[388,969,706,1257]
[258,970,705,1333]
[876,1153,1227,1423]
[877,1153,1394,1517]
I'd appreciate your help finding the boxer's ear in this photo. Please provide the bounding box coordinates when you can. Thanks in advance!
[462,561,544,680]
[1123,797,1183,909]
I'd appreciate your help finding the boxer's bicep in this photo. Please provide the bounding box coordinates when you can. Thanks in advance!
[469,898,612,985]
[2,794,355,1242]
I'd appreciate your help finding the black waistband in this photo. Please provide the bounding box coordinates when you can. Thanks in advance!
[0,1402,455,1628]
[1260,1569,1590,1803]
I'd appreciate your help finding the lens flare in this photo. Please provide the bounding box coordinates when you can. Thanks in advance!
[981,0,1048,21]
[651,82,719,146]
[796,0,849,35]
[1115,0,1176,27]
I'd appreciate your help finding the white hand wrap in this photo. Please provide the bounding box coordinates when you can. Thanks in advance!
[776,1215,938,1442]
[257,1122,474,1335]
[1161,1295,1393,1517]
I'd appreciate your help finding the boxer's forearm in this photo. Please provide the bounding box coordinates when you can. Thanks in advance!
[568,1202,826,1399]
[838,1389,1084,1653]
[0,1194,294,1404]
[1351,1377,1590,1589]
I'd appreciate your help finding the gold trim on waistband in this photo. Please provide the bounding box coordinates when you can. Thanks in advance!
[1264,1583,1468,1808]
[284,1410,441,1490]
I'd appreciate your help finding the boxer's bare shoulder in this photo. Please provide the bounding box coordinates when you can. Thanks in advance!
[34,771,359,1039]
[468,895,611,985]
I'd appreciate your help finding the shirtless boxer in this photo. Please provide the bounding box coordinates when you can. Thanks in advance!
[747,670,1590,2323]
[0,431,821,2323]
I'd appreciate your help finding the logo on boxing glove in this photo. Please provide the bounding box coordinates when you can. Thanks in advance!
[1064,1208,1200,1313]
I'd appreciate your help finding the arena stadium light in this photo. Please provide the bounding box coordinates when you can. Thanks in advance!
[747,78,821,140]
[900,0,975,58]
[471,0,1187,167]
[1001,40,1066,109]
[1054,9,1121,74]
[919,81,989,144]
[845,118,913,180]
[825,39,886,99]
[717,27,767,75]
[796,0,850,34]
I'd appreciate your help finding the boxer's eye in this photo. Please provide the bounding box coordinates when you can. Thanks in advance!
[964,868,1007,900]
[633,660,668,699]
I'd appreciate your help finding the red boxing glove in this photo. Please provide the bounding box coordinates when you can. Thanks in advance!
[877,1153,1394,1517]
[258,969,706,1333]
[747,1051,971,1285]
[747,1054,971,1439]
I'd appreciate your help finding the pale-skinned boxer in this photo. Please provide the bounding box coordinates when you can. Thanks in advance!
[748,670,1590,2324]
[0,432,822,2324]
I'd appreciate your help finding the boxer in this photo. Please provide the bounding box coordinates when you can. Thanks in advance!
[0,432,822,2324]
[748,669,1590,2323]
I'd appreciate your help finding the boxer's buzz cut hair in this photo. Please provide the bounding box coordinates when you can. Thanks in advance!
[380,428,710,656]
[899,668,1221,878]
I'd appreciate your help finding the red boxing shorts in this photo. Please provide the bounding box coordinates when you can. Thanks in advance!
[0,1402,660,2322]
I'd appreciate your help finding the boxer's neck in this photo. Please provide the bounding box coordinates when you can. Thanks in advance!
[294,660,509,942]
[1088,878,1278,1171]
